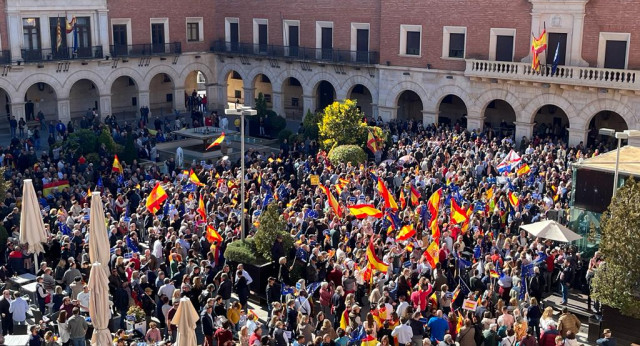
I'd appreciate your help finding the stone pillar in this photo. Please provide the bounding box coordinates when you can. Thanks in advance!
[206,83,223,110]
[570,13,589,67]
[57,99,70,123]
[173,87,186,112]
[422,110,437,126]
[514,121,534,142]
[303,94,315,114]
[10,102,25,120]
[466,116,484,132]
[7,12,21,62]
[97,10,110,56]
[40,15,51,51]
[335,89,348,102]
[138,90,150,108]
[377,106,397,122]
[370,103,379,120]
[567,127,588,147]
[271,91,284,116]
[99,94,112,118]
[243,87,255,107]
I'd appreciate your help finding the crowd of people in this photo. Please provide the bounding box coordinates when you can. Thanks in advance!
[0,108,616,346]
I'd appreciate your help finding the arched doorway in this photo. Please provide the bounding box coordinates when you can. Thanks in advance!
[149,73,174,116]
[396,90,423,122]
[484,100,516,137]
[185,70,207,111]
[349,84,373,118]
[226,70,243,108]
[438,95,467,127]
[0,88,10,121]
[533,105,569,141]
[24,82,57,123]
[111,76,139,118]
[253,74,273,110]
[282,77,303,119]
[587,111,628,147]
[316,80,335,111]
[69,79,99,120]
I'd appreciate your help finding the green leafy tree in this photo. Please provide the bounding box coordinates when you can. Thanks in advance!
[328,145,367,166]
[120,134,138,164]
[592,178,640,318]
[302,109,321,140]
[255,92,268,118]
[253,203,293,261]
[318,99,367,150]
[0,167,10,201]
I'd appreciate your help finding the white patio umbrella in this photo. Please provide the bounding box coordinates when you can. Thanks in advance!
[520,220,582,243]
[171,297,199,346]
[89,262,111,346]
[89,191,110,277]
[19,179,48,271]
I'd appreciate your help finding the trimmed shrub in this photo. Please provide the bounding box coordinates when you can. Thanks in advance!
[266,114,287,135]
[224,238,267,266]
[254,203,293,262]
[328,145,367,166]
[277,129,293,144]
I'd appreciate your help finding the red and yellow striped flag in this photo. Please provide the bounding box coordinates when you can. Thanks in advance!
[366,237,388,273]
[423,241,440,268]
[410,185,421,206]
[320,184,342,218]
[516,164,531,177]
[206,132,225,150]
[508,191,519,208]
[377,178,398,210]
[206,224,223,243]
[145,182,168,214]
[197,194,206,220]
[348,204,383,219]
[112,155,123,174]
[396,224,416,242]
[189,169,205,186]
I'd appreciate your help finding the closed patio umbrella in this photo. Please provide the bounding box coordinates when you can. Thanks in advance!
[171,297,199,346]
[19,179,48,271]
[88,262,112,346]
[520,219,582,243]
[89,191,110,276]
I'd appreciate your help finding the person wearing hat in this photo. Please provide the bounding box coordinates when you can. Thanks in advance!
[141,286,157,326]
[596,329,615,346]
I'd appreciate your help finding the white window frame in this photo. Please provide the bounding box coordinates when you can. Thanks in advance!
[225,17,239,42]
[315,21,333,49]
[442,26,467,59]
[253,18,268,45]
[282,19,300,47]
[350,23,370,52]
[489,28,516,61]
[597,32,630,69]
[185,17,203,42]
[399,24,422,57]
[110,18,132,47]
[150,18,169,45]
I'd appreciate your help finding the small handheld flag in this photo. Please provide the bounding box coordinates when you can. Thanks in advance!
[206,132,226,150]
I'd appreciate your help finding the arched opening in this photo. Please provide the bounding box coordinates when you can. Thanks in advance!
[0,89,10,122]
[533,105,569,141]
[282,77,303,120]
[316,80,335,111]
[111,76,139,119]
[438,94,467,127]
[348,84,373,118]
[253,74,273,110]
[25,82,57,124]
[587,111,628,148]
[484,100,516,137]
[185,70,207,112]
[396,90,423,122]
[226,70,243,108]
[69,79,99,121]
[149,73,174,116]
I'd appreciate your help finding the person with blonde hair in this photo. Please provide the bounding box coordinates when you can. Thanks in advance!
[540,306,555,331]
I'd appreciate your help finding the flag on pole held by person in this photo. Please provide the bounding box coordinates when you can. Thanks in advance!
[377,178,398,211]
[396,224,416,242]
[347,204,383,219]
[112,155,123,174]
[366,237,389,273]
[145,182,168,214]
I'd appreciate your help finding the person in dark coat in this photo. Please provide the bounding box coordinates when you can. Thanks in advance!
[217,273,232,309]
[266,277,281,317]
[201,304,215,346]
[234,270,250,308]
[0,290,12,335]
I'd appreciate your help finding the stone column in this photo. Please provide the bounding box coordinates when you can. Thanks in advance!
[422,110,437,126]
[514,121,534,141]
[205,83,223,110]
[570,13,589,66]
[303,95,315,114]
[97,10,110,56]
[243,87,255,107]
[57,99,70,123]
[99,94,112,118]
[567,127,588,147]
[7,12,21,62]
[335,88,348,102]
[271,91,284,116]
[10,102,25,120]
[370,103,379,120]
[377,105,397,122]
[173,87,186,112]
[138,90,150,108]
[40,15,51,51]
[466,116,484,132]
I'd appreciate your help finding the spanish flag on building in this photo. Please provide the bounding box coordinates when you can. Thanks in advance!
[366,237,389,273]
[145,182,168,214]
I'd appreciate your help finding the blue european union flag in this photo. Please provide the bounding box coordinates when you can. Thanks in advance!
[458,258,472,268]
[59,223,72,236]
[281,285,294,295]
[473,245,482,259]
[97,177,103,188]
[125,236,139,253]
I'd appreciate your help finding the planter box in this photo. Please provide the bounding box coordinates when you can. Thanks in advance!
[228,261,277,304]
[601,305,640,345]
[126,320,147,336]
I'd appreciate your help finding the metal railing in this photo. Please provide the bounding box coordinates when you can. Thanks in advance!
[210,40,379,65]
[109,42,182,58]
[21,46,104,63]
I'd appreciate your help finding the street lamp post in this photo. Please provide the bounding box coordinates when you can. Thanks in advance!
[598,128,640,198]
[225,106,257,239]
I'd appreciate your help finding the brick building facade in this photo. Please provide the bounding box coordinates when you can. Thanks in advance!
[0,0,638,146]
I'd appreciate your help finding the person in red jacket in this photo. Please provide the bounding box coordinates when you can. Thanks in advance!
[539,321,560,346]
[319,282,333,318]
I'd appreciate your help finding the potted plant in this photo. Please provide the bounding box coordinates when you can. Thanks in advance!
[125,305,147,335]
